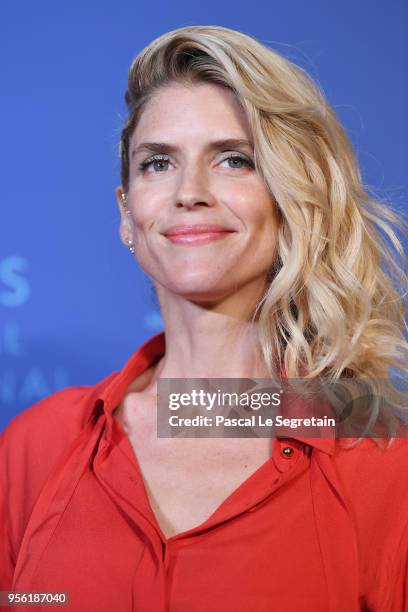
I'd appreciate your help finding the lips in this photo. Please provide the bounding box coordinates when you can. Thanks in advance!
[162,224,234,236]
[161,224,236,247]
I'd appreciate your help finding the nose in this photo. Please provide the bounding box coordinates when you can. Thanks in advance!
[173,163,215,209]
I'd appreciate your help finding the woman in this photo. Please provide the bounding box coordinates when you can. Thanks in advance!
[1,25,408,612]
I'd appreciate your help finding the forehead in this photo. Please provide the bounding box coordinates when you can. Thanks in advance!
[130,81,252,144]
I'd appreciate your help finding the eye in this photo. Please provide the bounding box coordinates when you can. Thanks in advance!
[220,154,254,170]
[138,154,172,173]
[137,152,254,174]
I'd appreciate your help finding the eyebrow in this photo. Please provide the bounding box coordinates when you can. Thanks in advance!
[130,138,254,159]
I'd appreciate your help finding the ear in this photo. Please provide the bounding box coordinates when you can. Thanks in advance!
[115,185,133,247]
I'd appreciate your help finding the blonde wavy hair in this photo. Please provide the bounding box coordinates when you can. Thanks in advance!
[118,25,408,439]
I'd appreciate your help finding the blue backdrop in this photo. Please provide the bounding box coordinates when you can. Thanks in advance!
[1,0,407,429]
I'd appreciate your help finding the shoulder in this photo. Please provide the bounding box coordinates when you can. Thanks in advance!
[311,436,408,607]
[331,434,408,515]
[1,385,90,485]
[0,371,118,502]
[1,386,90,449]
[332,434,408,486]
[0,367,119,449]
[0,374,119,563]
[1,385,95,461]
[332,435,408,576]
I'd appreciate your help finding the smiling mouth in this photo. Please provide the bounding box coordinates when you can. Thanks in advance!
[163,230,235,246]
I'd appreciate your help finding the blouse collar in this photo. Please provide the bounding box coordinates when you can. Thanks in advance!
[88,330,335,456]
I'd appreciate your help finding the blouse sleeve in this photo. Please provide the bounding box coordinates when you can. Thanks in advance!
[0,431,15,589]
[389,516,408,611]
[0,387,90,591]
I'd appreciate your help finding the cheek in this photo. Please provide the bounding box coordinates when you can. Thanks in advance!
[251,185,278,225]
[129,183,171,228]
[231,185,277,229]
[128,202,157,231]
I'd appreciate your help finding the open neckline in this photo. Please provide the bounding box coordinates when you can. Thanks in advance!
[111,412,279,543]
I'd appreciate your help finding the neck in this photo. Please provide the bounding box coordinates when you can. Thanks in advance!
[150,281,276,383]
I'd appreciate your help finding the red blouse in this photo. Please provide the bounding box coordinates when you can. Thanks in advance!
[1,331,408,611]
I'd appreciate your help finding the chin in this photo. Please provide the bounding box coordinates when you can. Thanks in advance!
[161,279,231,303]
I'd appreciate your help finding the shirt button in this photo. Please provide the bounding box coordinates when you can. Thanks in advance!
[281,446,294,458]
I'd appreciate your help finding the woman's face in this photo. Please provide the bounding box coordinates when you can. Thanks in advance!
[116,81,279,305]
